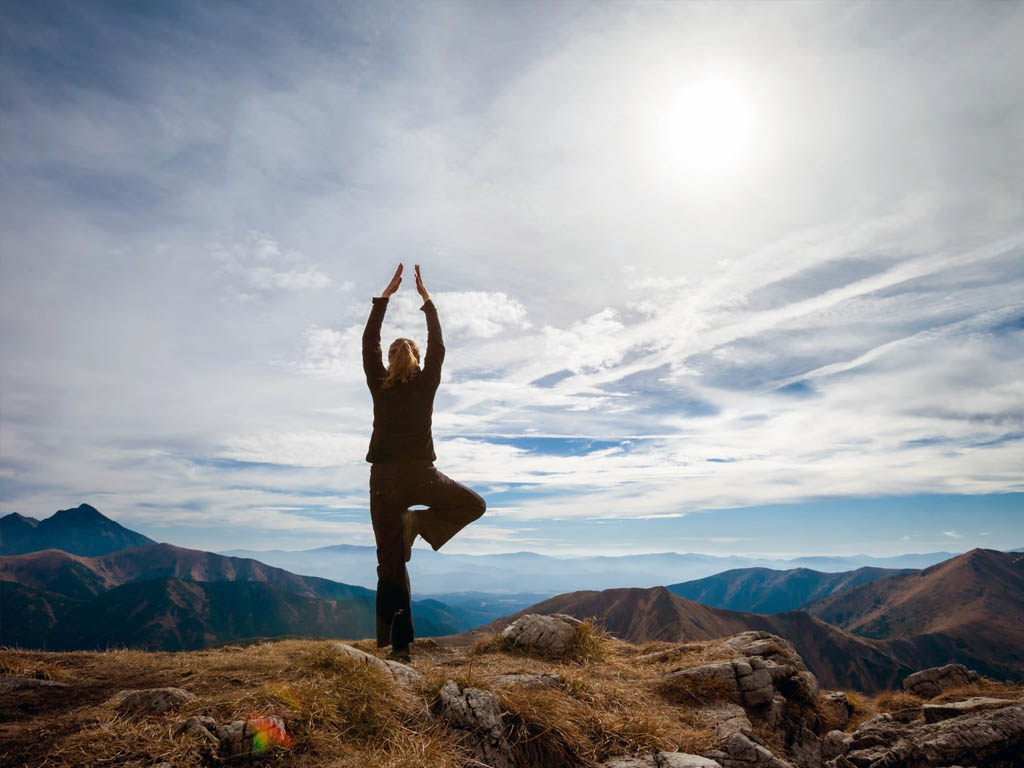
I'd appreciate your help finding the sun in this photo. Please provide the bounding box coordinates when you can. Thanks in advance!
[658,73,756,178]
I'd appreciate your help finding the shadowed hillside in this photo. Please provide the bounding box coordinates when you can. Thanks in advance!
[0,545,475,650]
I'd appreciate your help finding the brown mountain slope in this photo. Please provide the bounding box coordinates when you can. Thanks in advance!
[805,548,1024,639]
[444,585,913,691]
[0,543,373,601]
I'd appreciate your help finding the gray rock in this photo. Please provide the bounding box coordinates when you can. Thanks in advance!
[787,725,821,768]
[332,642,422,686]
[109,687,195,715]
[764,662,798,684]
[902,663,980,699]
[721,633,805,670]
[699,702,753,740]
[0,677,70,692]
[821,730,850,761]
[842,703,1024,768]
[661,662,739,688]
[437,680,514,768]
[705,730,795,768]
[848,713,904,751]
[501,613,580,655]
[658,753,723,768]
[888,706,923,724]
[766,694,787,731]
[174,715,219,744]
[737,668,773,693]
[922,696,1020,723]
[493,672,562,689]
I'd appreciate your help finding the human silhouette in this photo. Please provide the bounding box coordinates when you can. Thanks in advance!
[362,263,486,662]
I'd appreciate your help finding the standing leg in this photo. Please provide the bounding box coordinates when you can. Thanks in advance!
[412,466,486,551]
[369,467,414,650]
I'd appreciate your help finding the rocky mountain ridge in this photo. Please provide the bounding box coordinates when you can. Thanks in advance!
[0,503,155,556]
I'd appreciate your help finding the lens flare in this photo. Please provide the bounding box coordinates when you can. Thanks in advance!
[248,716,293,753]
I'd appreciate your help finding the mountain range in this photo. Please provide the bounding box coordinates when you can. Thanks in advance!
[4,503,1023,692]
[0,542,478,650]
[221,542,959,593]
[666,565,914,613]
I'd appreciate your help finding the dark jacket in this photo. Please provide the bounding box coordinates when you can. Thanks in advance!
[362,296,445,463]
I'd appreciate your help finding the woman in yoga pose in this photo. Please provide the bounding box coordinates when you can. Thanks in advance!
[362,263,486,662]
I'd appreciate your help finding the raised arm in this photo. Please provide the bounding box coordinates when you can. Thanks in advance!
[416,264,445,389]
[363,264,402,390]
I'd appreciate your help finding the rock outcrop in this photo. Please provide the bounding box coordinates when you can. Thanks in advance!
[0,676,70,692]
[826,703,1024,768]
[331,641,422,686]
[435,680,514,768]
[902,663,980,699]
[500,613,583,656]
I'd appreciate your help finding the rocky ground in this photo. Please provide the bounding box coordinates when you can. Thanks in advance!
[1,615,1022,767]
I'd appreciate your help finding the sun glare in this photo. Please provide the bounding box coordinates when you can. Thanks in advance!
[658,74,756,178]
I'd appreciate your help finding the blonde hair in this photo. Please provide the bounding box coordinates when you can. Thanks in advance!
[382,338,421,389]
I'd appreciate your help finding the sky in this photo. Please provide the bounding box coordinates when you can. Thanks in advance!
[1,1,1022,558]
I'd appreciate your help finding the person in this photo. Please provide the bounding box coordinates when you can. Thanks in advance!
[362,263,486,662]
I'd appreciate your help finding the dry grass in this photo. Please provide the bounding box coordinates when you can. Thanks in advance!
[1,633,725,768]
[874,691,923,713]
[842,690,876,732]
[931,679,1024,703]
[0,650,78,682]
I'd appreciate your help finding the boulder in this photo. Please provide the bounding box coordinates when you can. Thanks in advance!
[698,702,753,741]
[766,694,787,731]
[821,730,850,761]
[0,677,70,692]
[721,633,805,670]
[705,730,795,768]
[902,663,980,699]
[332,642,422,686]
[922,696,1021,724]
[787,725,821,768]
[501,613,581,656]
[836,702,1024,768]
[174,715,219,745]
[436,680,514,768]
[109,687,195,715]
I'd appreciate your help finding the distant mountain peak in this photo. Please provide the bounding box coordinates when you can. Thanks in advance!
[53,503,105,520]
[0,503,155,557]
[2,512,40,527]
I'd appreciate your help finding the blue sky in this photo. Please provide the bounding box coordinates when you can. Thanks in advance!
[1,1,1022,556]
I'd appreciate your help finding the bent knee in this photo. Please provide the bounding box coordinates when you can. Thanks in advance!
[473,494,486,519]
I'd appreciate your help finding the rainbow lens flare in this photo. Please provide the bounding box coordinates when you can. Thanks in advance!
[249,716,294,753]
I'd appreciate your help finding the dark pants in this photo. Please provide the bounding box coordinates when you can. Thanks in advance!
[369,459,486,650]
